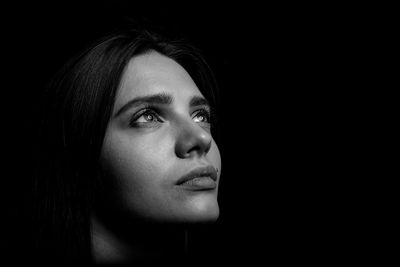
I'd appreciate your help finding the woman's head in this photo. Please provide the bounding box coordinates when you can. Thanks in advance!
[99,50,221,224]
[35,28,221,255]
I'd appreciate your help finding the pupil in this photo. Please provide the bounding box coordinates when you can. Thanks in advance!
[196,115,205,122]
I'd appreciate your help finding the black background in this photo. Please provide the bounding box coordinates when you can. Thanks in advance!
[1,1,389,265]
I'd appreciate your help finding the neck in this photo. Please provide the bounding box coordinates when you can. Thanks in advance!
[91,215,188,264]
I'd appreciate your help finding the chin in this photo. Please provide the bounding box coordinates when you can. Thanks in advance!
[178,197,220,224]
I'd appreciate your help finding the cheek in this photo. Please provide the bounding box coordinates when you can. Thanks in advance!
[99,132,173,212]
[102,129,170,176]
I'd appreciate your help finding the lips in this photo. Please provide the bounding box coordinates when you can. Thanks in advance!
[176,165,218,189]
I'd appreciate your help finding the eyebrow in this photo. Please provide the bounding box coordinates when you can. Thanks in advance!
[114,93,210,118]
[190,95,210,108]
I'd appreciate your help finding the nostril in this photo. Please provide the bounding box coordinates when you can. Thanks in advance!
[186,144,204,157]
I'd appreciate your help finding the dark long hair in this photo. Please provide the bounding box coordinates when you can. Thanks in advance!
[32,28,220,264]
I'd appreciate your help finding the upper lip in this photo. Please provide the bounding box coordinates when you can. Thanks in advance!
[176,165,218,185]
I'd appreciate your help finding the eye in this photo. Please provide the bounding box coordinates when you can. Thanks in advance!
[129,108,163,127]
[138,112,156,122]
[192,108,211,124]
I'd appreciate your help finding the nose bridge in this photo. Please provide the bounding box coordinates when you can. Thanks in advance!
[175,115,212,158]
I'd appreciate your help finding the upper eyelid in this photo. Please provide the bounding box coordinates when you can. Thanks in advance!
[135,107,162,118]
[192,107,211,116]
[192,104,212,113]
[194,105,215,116]
[129,104,161,116]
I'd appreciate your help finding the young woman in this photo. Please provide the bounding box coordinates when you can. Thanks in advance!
[32,28,222,264]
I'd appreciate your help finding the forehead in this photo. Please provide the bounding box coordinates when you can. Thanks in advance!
[115,51,202,106]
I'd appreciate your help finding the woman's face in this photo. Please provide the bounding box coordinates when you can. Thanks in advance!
[99,51,221,223]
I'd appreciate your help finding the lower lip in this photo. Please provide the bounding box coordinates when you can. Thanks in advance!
[177,177,217,190]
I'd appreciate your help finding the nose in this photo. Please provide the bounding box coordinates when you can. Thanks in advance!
[175,118,212,159]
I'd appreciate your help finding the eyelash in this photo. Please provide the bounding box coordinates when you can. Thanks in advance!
[129,106,214,127]
[129,107,163,127]
[192,109,212,124]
